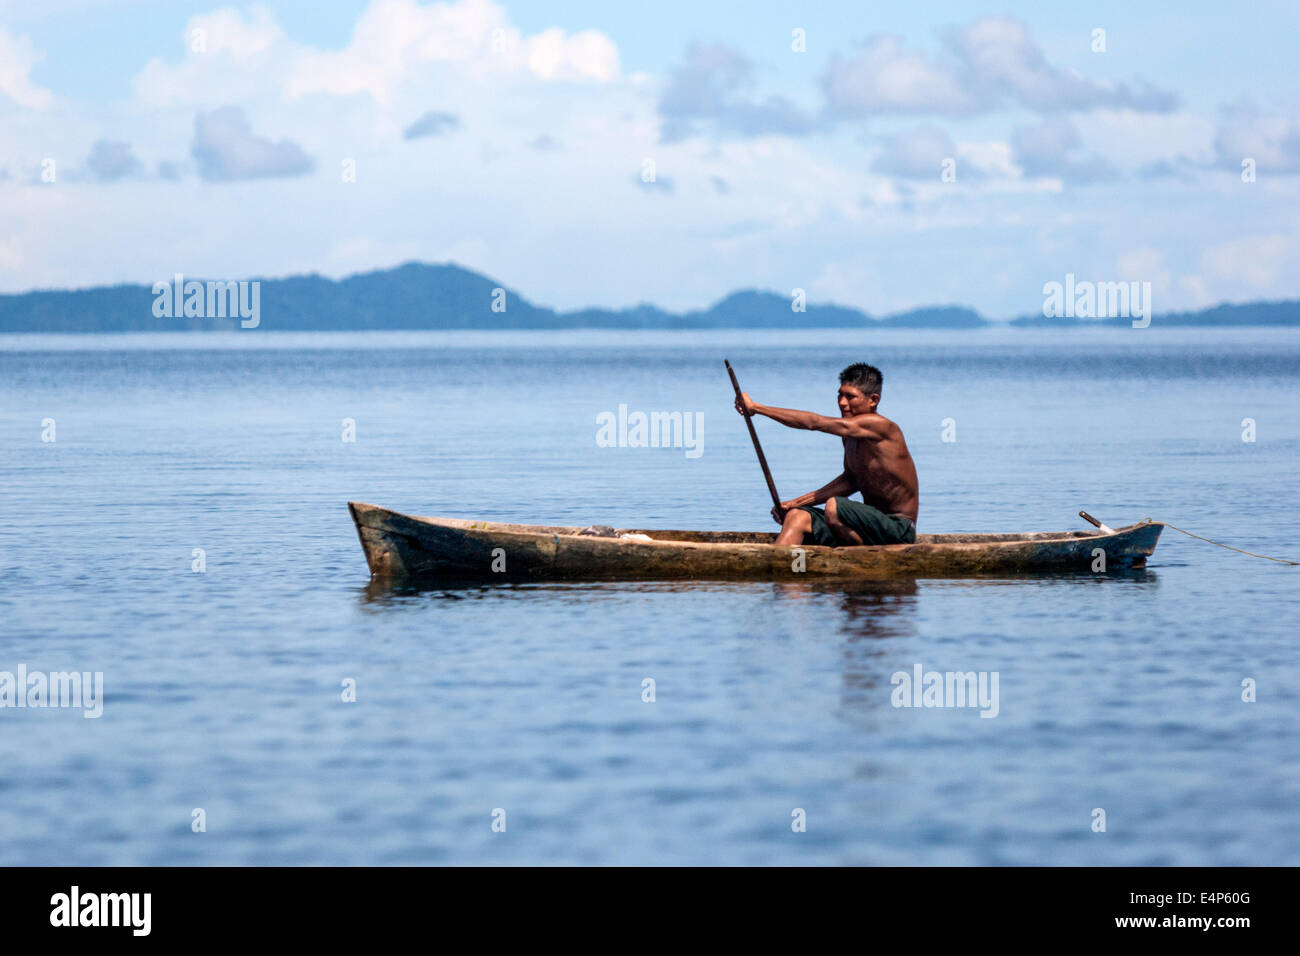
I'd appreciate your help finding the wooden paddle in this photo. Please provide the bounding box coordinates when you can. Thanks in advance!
[725,359,782,511]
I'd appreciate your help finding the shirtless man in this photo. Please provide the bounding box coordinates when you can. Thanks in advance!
[733,362,919,546]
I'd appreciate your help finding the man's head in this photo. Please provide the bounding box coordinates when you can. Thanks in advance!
[838,362,882,416]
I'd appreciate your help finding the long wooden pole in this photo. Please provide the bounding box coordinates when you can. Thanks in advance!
[725,359,781,510]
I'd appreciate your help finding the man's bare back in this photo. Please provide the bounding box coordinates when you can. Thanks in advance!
[843,418,918,522]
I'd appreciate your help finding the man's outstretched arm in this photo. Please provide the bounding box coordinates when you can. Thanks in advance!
[735,392,889,440]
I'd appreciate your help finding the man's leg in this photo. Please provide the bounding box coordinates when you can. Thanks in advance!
[824,496,863,545]
[827,497,914,545]
[775,507,814,546]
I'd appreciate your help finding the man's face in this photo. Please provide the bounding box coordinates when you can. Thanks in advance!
[837,383,877,416]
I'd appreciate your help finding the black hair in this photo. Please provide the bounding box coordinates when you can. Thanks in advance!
[839,362,882,396]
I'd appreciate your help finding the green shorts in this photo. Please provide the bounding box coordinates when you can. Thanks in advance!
[797,497,916,546]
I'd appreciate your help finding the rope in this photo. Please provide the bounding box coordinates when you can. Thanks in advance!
[1140,518,1300,566]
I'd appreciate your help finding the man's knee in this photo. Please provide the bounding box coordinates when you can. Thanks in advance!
[825,496,841,525]
[784,507,811,530]
[824,498,861,543]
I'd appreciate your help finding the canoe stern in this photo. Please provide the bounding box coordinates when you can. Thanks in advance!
[349,502,558,577]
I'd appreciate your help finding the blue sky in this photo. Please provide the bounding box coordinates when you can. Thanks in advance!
[2,0,1298,317]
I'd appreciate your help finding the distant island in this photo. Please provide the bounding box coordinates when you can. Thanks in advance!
[1,261,1297,332]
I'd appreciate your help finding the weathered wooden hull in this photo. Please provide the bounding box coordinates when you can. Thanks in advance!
[348,502,1164,582]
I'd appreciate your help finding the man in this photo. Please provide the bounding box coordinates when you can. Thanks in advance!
[734,362,919,547]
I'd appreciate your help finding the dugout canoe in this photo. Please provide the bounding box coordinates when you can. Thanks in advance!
[348,502,1164,581]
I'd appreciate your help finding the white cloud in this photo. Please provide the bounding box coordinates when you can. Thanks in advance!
[942,17,1177,113]
[658,43,821,141]
[871,124,1008,180]
[132,0,619,109]
[527,28,619,82]
[85,139,143,181]
[0,27,56,109]
[133,8,295,108]
[1077,110,1215,170]
[822,34,975,117]
[1011,117,1117,183]
[1213,100,1300,173]
[190,106,314,181]
[403,109,461,139]
[191,5,283,58]
[285,0,618,103]
[822,17,1177,119]
[957,140,1017,179]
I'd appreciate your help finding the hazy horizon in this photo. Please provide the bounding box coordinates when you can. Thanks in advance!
[3,1,1299,317]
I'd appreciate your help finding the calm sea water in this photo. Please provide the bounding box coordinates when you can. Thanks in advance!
[1,327,1297,865]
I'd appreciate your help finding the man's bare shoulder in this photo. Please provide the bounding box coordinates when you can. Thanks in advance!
[847,412,901,439]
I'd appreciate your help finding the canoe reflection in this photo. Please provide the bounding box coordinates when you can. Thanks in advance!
[768,578,920,641]
[764,571,1157,723]
[359,566,1155,609]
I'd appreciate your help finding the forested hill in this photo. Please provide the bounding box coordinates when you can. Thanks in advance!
[1,261,1296,331]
